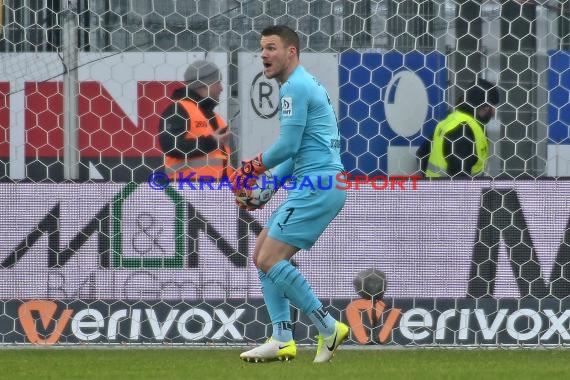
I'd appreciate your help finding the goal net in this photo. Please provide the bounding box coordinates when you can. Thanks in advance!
[0,0,569,347]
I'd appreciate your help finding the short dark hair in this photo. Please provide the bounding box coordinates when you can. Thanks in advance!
[456,77,500,114]
[466,78,500,107]
[261,25,300,57]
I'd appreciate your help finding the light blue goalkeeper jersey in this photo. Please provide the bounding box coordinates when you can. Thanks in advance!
[262,65,344,177]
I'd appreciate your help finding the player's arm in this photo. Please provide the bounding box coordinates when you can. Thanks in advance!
[263,85,308,168]
[262,123,304,168]
[265,158,294,193]
[159,103,218,159]
[229,125,302,193]
[271,158,294,179]
[230,84,307,192]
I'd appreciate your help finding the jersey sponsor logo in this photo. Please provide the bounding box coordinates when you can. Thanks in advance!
[330,138,341,149]
[281,97,293,117]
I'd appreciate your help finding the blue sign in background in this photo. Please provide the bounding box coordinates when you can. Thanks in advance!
[548,51,570,145]
[338,51,447,176]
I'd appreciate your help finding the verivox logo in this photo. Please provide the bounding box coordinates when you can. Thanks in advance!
[18,300,73,344]
[346,298,570,345]
[345,299,402,344]
[15,300,246,344]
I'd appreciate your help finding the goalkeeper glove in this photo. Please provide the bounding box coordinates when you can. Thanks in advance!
[230,153,267,193]
[234,197,266,211]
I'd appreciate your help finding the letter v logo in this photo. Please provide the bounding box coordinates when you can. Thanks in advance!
[346,299,401,344]
[18,300,73,344]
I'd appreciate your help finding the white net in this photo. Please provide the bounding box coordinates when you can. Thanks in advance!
[0,0,570,346]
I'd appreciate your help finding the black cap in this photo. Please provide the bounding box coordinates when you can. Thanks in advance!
[465,78,500,108]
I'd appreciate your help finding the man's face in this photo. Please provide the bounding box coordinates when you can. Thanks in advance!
[194,80,222,103]
[477,104,496,124]
[260,34,296,83]
[207,80,223,102]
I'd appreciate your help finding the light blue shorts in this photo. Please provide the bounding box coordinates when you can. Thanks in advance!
[266,173,346,250]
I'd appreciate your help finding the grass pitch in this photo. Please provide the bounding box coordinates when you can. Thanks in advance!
[0,347,569,380]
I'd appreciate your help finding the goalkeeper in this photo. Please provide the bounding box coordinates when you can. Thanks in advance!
[232,25,348,363]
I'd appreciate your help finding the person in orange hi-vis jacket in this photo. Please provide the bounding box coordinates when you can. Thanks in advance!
[159,60,234,182]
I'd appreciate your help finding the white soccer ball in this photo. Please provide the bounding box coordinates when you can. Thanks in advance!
[235,170,276,209]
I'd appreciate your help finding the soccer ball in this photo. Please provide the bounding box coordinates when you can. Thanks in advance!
[353,268,387,300]
[235,170,276,209]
